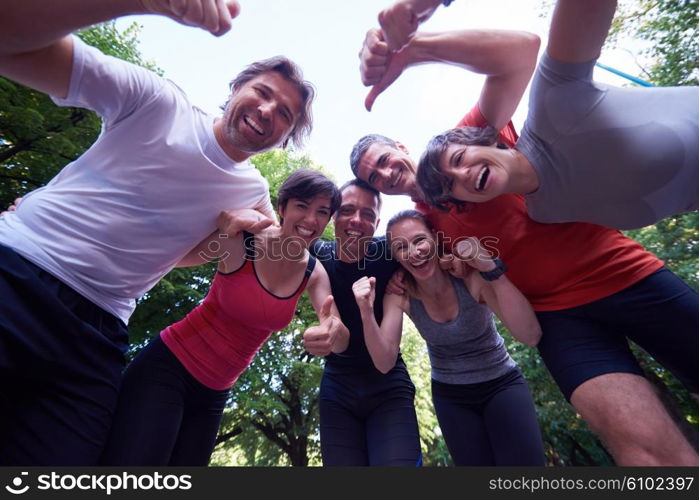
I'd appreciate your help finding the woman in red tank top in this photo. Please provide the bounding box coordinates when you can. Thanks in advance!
[101,169,349,466]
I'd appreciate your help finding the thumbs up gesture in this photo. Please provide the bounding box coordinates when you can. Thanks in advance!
[352,276,376,313]
[303,295,349,357]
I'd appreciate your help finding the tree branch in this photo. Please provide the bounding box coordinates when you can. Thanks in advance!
[215,426,243,446]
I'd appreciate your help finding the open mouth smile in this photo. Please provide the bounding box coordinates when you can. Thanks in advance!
[244,115,265,135]
[296,226,314,237]
[410,260,429,270]
[475,165,490,192]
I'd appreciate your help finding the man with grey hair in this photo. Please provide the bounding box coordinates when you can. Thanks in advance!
[0,0,314,465]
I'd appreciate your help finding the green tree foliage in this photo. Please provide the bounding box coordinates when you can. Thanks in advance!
[609,0,698,86]
[0,21,161,207]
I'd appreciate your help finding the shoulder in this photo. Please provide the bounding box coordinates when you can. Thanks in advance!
[366,236,389,254]
[308,257,329,283]
[363,236,396,269]
[531,52,598,97]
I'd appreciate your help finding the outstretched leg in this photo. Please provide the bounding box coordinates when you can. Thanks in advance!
[571,373,699,465]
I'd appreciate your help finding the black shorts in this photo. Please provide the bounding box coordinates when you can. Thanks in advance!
[536,268,699,401]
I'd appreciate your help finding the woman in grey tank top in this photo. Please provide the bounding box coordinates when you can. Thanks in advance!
[352,210,545,465]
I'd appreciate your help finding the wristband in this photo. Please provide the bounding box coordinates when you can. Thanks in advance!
[479,258,507,281]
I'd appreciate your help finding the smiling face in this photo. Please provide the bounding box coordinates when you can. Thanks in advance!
[388,218,439,282]
[215,71,303,161]
[438,143,515,202]
[356,142,416,195]
[333,185,381,262]
[278,195,333,247]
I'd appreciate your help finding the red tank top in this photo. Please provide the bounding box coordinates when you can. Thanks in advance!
[161,233,316,389]
[416,105,663,311]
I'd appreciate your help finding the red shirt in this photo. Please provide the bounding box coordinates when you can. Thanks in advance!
[416,105,663,311]
[162,246,312,390]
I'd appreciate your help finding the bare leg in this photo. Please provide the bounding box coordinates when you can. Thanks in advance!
[570,373,699,466]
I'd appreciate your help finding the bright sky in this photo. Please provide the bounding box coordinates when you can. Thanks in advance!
[115,0,646,232]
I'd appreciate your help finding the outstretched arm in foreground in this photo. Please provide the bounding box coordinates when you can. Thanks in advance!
[360,26,539,130]
[0,0,240,97]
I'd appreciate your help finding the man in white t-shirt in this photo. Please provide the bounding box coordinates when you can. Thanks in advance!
[0,0,315,465]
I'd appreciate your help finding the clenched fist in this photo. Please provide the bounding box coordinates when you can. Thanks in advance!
[139,0,240,36]
[352,276,376,311]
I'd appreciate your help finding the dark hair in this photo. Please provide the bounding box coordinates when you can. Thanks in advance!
[385,210,436,295]
[223,56,315,149]
[349,134,399,179]
[338,178,382,211]
[417,126,504,210]
[277,169,341,223]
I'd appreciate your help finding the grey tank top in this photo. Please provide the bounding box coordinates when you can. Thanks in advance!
[520,52,699,230]
[408,274,516,385]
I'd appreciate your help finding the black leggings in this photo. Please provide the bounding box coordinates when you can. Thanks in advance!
[431,369,545,466]
[319,363,422,466]
[100,336,229,466]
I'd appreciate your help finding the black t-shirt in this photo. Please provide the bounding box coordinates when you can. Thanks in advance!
[310,237,403,374]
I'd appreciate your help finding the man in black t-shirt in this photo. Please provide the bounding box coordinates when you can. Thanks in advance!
[310,179,421,466]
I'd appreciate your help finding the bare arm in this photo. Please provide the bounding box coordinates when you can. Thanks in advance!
[360,28,540,129]
[352,276,407,374]
[0,0,240,98]
[304,265,350,355]
[454,237,541,345]
[547,0,617,63]
[175,208,274,269]
[472,274,542,346]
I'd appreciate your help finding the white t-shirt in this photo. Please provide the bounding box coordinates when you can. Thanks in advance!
[0,37,273,324]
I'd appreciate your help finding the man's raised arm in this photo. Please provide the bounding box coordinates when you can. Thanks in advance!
[360,27,540,130]
[0,0,240,98]
[547,0,617,64]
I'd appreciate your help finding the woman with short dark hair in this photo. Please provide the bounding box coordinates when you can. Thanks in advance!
[102,170,348,465]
